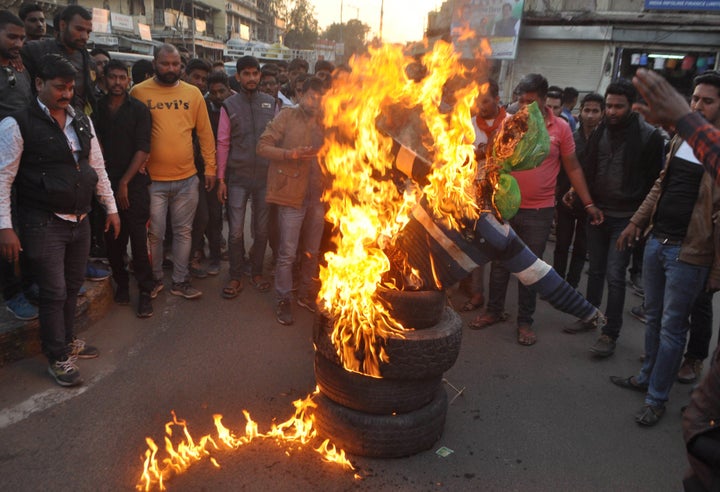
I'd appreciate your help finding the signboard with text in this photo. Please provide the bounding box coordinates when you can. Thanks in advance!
[92,8,110,34]
[644,0,720,10]
[137,23,152,41]
[451,0,525,60]
[111,12,134,32]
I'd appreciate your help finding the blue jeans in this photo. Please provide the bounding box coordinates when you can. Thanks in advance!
[636,236,709,407]
[486,207,554,325]
[19,212,90,361]
[226,173,269,280]
[275,200,325,300]
[586,216,632,340]
[148,175,199,284]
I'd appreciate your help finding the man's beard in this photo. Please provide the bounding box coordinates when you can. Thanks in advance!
[0,47,18,60]
[156,71,180,84]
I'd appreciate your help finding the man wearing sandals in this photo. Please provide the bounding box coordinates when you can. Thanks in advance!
[257,76,326,325]
[216,56,276,300]
[469,73,603,345]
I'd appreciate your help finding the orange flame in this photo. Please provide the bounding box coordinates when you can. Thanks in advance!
[137,390,355,491]
[319,40,489,376]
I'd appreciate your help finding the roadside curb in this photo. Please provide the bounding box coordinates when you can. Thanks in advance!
[0,279,113,367]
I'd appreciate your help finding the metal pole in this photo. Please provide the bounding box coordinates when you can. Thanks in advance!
[340,0,344,43]
[191,0,196,57]
[379,0,384,41]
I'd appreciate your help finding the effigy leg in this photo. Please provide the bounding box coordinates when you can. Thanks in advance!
[395,204,600,323]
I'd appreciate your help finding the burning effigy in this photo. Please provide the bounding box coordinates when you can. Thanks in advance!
[317,41,601,377]
[136,40,604,490]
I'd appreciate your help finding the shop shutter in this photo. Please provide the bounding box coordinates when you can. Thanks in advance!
[511,39,607,94]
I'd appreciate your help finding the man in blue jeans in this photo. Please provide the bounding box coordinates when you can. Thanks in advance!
[257,76,326,325]
[215,56,275,299]
[0,54,119,386]
[611,70,720,426]
[130,44,216,300]
[563,81,664,358]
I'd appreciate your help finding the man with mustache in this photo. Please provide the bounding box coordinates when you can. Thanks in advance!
[93,59,153,318]
[21,5,95,114]
[0,54,119,386]
[130,44,216,300]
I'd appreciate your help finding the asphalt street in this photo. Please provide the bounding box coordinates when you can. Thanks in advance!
[0,241,715,491]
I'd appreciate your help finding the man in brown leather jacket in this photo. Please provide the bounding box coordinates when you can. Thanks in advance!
[611,71,720,427]
[257,76,326,326]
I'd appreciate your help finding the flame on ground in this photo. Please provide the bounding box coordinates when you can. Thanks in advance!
[319,40,488,377]
[137,389,355,491]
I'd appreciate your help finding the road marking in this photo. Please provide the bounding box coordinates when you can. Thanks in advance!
[0,368,112,430]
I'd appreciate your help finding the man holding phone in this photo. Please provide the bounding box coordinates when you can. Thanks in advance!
[257,76,326,325]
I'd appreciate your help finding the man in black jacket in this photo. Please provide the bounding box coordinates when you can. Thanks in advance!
[565,81,664,358]
[21,5,95,114]
[0,54,119,387]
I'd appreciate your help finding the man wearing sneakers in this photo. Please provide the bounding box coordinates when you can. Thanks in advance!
[130,44,216,300]
[0,10,38,321]
[610,71,720,426]
[0,54,120,386]
[563,81,664,357]
[257,76,326,325]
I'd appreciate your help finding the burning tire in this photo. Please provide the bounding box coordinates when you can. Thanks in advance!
[312,387,448,458]
[313,307,463,380]
[374,286,447,329]
[314,353,442,415]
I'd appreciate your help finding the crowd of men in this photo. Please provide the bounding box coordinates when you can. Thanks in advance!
[1,4,719,488]
[0,5,330,388]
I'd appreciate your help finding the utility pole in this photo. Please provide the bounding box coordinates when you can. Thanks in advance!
[379,0,384,41]
[191,0,196,57]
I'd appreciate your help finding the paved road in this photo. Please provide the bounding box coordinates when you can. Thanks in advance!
[0,245,715,491]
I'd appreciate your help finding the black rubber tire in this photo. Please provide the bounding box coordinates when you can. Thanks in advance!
[311,387,448,458]
[374,286,447,329]
[313,307,462,380]
[314,353,442,414]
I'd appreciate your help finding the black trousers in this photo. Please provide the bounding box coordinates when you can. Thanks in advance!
[105,182,154,294]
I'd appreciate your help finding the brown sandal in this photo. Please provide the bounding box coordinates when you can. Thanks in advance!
[517,323,537,346]
[461,294,485,312]
[468,311,507,330]
[222,279,243,299]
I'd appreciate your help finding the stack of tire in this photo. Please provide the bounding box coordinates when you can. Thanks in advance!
[311,287,463,458]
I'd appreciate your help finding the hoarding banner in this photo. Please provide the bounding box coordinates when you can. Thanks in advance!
[644,0,720,10]
[451,0,525,60]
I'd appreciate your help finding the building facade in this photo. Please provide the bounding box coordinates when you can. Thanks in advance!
[427,0,720,101]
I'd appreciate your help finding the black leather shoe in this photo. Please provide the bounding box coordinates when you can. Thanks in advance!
[635,404,665,426]
[610,375,647,392]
